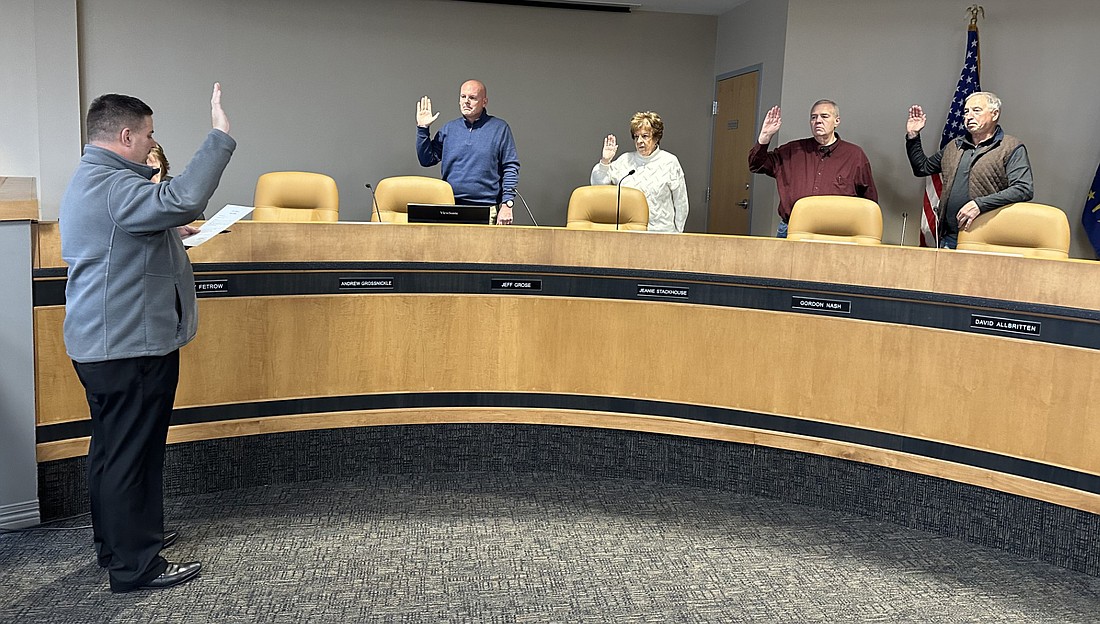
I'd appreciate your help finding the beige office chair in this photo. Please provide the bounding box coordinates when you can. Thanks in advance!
[253,172,339,222]
[372,176,455,223]
[957,202,1071,259]
[565,185,648,231]
[787,195,882,245]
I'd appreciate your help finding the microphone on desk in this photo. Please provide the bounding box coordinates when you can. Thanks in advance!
[365,183,383,223]
[616,169,637,231]
[900,212,908,247]
[506,187,539,227]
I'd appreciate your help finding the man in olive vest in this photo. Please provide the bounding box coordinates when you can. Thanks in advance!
[905,91,1033,248]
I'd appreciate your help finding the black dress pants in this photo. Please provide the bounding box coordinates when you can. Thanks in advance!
[72,350,179,592]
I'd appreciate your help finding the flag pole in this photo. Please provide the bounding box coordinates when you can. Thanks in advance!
[967,5,984,73]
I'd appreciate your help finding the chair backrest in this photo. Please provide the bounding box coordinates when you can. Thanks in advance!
[957,202,1070,259]
[787,195,882,244]
[372,176,455,223]
[253,172,339,222]
[565,185,648,231]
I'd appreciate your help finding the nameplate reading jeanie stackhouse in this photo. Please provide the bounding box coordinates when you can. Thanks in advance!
[195,279,229,296]
[338,277,395,291]
[969,314,1041,337]
[637,284,690,300]
[791,296,851,314]
[491,278,542,291]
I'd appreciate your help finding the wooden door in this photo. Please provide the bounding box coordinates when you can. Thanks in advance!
[706,71,758,235]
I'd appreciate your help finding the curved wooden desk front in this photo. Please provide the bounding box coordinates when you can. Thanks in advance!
[32,222,1100,513]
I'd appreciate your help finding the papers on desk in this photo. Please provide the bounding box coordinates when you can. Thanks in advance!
[182,204,254,247]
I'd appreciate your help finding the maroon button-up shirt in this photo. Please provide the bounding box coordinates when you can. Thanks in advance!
[749,135,878,222]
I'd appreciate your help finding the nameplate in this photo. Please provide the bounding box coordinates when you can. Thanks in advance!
[970,314,1041,337]
[491,278,542,291]
[637,284,689,300]
[339,276,395,291]
[792,296,851,314]
[195,279,229,296]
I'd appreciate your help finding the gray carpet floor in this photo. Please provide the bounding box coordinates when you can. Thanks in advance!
[2,472,1100,623]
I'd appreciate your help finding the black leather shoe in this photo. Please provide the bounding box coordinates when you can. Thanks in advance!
[136,561,202,590]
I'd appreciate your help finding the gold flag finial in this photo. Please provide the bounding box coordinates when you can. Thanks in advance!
[967,5,984,26]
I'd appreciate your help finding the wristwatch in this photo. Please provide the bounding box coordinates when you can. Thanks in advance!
[503,200,514,208]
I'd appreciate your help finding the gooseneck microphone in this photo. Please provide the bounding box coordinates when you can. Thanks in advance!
[365,183,382,223]
[507,187,539,227]
[616,169,637,231]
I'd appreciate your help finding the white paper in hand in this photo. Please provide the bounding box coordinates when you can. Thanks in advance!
[182,204,254,247]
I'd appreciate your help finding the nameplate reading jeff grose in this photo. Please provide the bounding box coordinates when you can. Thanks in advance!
[637,284,690,300]
[195,279,229,296]
[791,296,851,314]
[970,314,1041,337]
[491,278,542,291]
[339,277,395,291]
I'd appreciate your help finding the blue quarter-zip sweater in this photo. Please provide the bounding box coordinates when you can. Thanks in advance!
[416,111,520,205]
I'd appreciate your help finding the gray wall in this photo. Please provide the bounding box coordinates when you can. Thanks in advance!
[75,0,718,230]
[0,221,40,529]
[778,0,1100,256]
[0,0,81,216]
[714,0,789,237]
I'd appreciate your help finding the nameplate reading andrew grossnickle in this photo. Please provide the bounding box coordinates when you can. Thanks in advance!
[339,277,395,291]
[195,279,228,296]
[970,314,1041,337]
[491,278,542,291]
[791,296,851,314]
[637,284,690,300]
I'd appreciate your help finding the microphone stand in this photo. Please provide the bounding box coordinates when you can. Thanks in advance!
[365,183,382,223]
[507,188,539,226]
[616,169,637,231]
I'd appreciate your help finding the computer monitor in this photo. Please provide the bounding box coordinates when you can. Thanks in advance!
[407,203,491,224]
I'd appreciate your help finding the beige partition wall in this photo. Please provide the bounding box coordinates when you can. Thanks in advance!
[31,222,1100,513]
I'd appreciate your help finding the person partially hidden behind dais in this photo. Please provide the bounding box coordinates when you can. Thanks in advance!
[591,111,689,233]
[749,99,878,238]
[905,91,1034,249]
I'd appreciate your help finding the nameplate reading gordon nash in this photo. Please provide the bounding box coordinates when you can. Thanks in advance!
[970,314,1041,337]
[637,284,690,300]
[791,296,851,314]
[195,279,229,296]
[491,278,542,291]
[339,277,395,291]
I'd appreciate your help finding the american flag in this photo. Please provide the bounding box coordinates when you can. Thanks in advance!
[921,22,981,247]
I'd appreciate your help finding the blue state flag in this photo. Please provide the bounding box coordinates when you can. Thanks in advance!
[1084,161,1100,258]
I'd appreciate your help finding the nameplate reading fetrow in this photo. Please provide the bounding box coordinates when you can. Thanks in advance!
[491,278,542,291]
[970,314,1041,337]
[637,284,690,300]
[791,296,851,314]
[339,277,395,291]
[195,279,229,296]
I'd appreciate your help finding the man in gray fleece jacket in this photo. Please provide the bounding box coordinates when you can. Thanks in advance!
[60,83,235,593]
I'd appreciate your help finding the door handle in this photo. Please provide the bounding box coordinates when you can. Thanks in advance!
[737,200,749,209]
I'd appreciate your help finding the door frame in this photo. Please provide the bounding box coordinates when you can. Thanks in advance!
[706,64,763,235]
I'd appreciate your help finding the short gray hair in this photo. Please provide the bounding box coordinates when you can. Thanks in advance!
[811,99,839,117]
[965,91,1001,112]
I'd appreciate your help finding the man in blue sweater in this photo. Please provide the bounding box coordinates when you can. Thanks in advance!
[60,84,236,593]
[415,80,520,224]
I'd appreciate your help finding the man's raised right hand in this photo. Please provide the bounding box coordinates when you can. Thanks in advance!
[757,105,781,144]
[416,96,440,128]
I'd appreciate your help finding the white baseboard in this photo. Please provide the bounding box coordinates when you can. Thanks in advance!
[0,499,40,529]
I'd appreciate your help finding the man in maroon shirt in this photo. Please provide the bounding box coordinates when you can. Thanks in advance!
[749,100,878,237]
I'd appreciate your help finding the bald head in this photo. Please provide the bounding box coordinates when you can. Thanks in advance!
[459,80,487,122]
